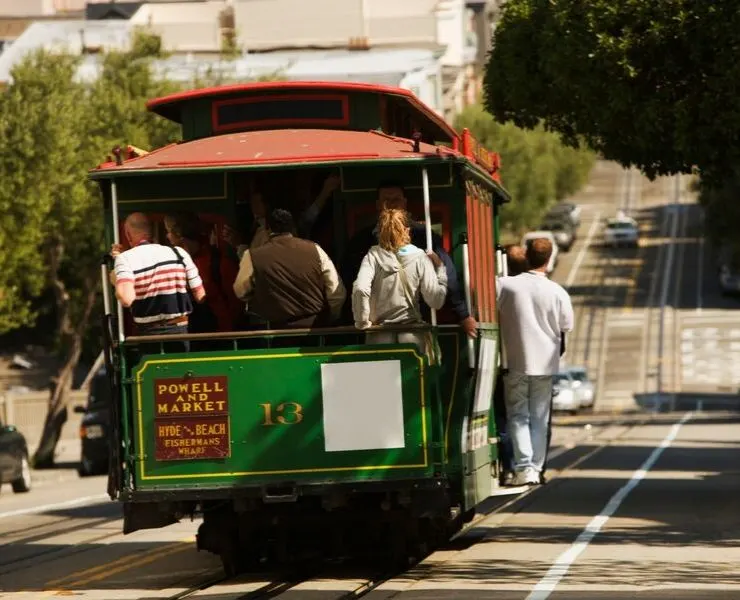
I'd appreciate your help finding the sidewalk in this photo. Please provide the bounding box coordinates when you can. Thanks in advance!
[29,437,83,487]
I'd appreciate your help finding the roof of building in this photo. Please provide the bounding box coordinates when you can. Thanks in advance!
[90,127,462,177]
[76,46,442,89]
[0,19,131,82]
[234,0,438,52]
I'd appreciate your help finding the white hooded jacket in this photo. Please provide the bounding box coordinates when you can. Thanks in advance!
[352,244,448,328]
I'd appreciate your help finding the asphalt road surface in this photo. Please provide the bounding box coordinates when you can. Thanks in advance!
[1,161,737,599]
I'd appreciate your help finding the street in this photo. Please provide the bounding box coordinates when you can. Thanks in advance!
[1,161,738,599]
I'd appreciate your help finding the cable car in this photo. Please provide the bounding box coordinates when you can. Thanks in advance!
[91,81,511,573]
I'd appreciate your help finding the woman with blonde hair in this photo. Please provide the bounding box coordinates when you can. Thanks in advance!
[352,208,447,354]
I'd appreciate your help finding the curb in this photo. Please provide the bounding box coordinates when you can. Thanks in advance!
[28,439,83,487]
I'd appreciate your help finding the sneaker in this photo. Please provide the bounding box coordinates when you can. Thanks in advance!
[511,467,540,486]
[502,471,515,486]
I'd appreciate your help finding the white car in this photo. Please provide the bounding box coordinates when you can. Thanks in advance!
[566,366,595,408]
[552,371,580,412]
[521,230,559,275]
[603,214,639,248]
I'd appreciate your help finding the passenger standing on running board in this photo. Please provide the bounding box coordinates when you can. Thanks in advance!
[497,238,573,486]
[110,212,206,336]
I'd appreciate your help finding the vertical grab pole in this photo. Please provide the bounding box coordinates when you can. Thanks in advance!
[99,262,113,376]
[111,180,125,343]
[496,246,508,277]
[101,262,113,317]
[460,233,475,369]
[421,167,437,327]
[496,245,508,370]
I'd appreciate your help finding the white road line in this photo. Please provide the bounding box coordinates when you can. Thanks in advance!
[564,212,602,289]
[525,411,693,600]
[659,207,680,309]
[0,493,109,520]
[697,235,704,313]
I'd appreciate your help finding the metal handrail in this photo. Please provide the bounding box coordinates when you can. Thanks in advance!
[123,322,449,344]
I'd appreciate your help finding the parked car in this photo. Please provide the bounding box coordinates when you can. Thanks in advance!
[552,371,580,413]
[521,230,559,275]
[546,202,581,228]
[717,263,740,295]
[0,421,32,493]
[566,366,595,409]
[716,245,740,295]
[603,212,639,248]
[541,218,576,252]
[74,367,111,476]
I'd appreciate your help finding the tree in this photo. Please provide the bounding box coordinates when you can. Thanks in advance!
[0,51,98,465]
[455,103,595,234]
[0,53,85,335]
[484,0,740,185]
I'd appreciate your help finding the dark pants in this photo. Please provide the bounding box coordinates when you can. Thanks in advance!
[130,324,189,363]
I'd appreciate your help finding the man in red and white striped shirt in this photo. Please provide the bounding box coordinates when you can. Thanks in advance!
[111,212,206,335]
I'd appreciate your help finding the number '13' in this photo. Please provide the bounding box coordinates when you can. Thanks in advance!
[260,402,303,425]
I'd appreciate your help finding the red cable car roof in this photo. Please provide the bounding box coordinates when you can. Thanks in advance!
[90,128,462,176]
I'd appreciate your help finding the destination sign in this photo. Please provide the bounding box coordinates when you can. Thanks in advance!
[153,376,230,461]
[154,376,228,416]
[154,416,230,460]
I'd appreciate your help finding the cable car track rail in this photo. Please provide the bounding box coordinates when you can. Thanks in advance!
[169,570,393,600]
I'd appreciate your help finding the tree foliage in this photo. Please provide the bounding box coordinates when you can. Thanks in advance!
[698,171,740,250]
[455,104,595,234]
[484,0,740,185]
[0,52,89,334]
[0,37,180,339]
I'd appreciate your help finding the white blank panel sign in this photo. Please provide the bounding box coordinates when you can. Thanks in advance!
[321,360,406,452]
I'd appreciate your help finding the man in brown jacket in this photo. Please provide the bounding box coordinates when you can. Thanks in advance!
[233,208,346,328]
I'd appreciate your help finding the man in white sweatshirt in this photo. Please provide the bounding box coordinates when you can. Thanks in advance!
[497,238,574,486]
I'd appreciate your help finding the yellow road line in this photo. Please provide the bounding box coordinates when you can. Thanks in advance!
[64,540,194,589]
[43,537,193,592]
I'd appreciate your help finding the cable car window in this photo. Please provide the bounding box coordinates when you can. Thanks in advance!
[213,95,349,131]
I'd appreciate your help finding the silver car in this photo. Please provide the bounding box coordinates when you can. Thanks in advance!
[566,366,595,408]
[547,202,582,228]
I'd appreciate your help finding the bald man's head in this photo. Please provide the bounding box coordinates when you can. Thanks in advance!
[123,212,153,244]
